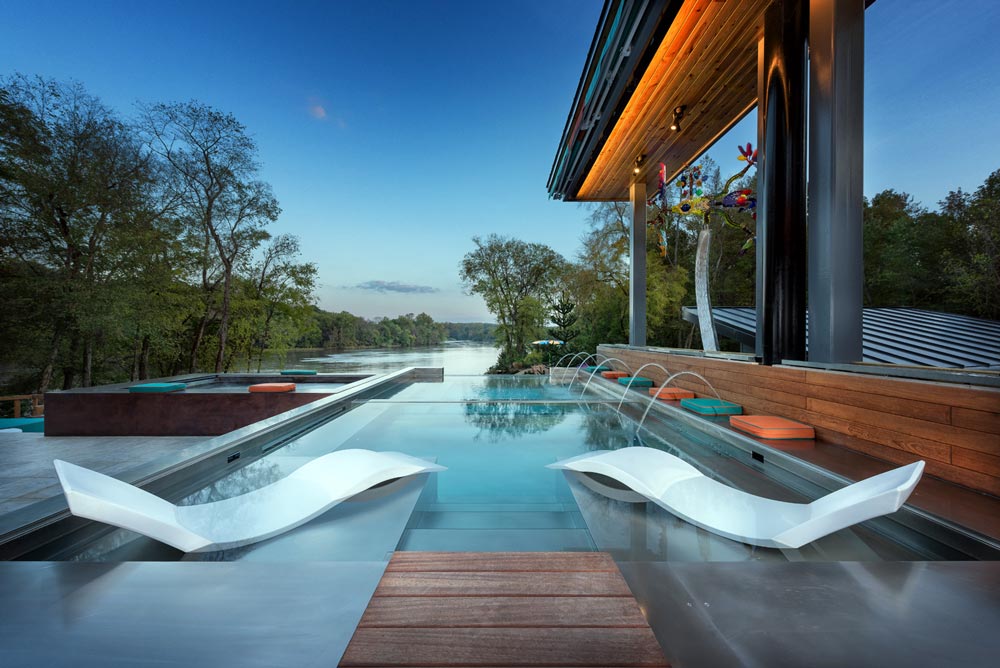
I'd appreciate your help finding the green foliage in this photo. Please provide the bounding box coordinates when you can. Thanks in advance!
[443,322,497,342]
[0,75,317,392]
[460,234,566,370]
[569,199,704,351]
[546,298,580,364]
[938,172,1000,320]
[297,310,448,350]
[862,176,999,321]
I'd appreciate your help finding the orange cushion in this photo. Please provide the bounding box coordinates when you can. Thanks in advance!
[248,382,296,393]
[729,415,814,440]
[601,371,629,379]
[649,387,696,400]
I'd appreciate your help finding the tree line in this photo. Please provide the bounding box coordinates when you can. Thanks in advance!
[0,74,322,391]
[297,310,495,349]
[462,156,999,370]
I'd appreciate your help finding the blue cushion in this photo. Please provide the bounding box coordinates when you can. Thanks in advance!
[128,382,187,393]
[280,369,318,375]
[584,365,610,373]
[0,417,44,432]
[680,398,742,416]
[617,376,653,387]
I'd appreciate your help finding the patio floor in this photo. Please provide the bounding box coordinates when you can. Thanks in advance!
[0,432,205,517]
[1,557,996,667]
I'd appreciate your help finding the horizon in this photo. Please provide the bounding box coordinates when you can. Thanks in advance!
[2,0,997,321]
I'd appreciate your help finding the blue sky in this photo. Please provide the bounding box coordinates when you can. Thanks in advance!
[2,0,998,321]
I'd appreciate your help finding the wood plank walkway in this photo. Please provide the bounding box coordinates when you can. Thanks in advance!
[340,552,669,667]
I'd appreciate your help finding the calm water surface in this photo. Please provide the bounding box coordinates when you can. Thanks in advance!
[277,341,499,375]
[71,375,929,563]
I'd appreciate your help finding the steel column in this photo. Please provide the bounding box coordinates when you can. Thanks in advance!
[755,0,809,365]
[807,0,865,363]
[630,181,647,346]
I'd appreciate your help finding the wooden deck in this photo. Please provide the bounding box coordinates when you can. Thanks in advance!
[340,552,669,667]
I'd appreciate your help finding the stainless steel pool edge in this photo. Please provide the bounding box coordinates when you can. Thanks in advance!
[0,367,439,560]
[581,376,1000,559]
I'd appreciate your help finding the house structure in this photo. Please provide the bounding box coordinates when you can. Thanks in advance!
[549,0,1000,497]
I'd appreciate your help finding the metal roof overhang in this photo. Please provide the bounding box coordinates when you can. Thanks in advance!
[548,0,771,202]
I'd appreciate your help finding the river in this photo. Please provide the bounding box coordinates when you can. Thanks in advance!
[277,341,500,375]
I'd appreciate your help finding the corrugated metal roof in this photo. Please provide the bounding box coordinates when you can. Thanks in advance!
[682,307,1000,370]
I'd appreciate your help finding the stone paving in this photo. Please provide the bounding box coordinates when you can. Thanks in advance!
[0,432,205,516]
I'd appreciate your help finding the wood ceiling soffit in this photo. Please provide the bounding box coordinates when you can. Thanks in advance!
[576,0,769,201]
[581,0,726,199]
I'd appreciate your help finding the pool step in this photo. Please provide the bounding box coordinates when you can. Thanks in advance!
[411,510,587,530]
[399,507,595,552]
[397,528,596,552]
[419,502,580,513]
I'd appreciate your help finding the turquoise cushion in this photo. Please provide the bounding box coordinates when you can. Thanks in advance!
[0,417,44,432]
[584,365,610,373]
[280,369,318,375]
[617,376,653,387]
[128,382,187,393]
[680,398,742,416]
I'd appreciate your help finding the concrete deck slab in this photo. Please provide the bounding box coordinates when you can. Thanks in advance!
[619,560,1000,668]
[0,561,386,668]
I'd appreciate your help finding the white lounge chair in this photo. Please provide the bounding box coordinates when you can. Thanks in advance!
[549,447,924,549]
[55,449,445,553]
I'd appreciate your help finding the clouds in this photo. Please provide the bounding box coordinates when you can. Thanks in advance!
[305,97,346,127]
[307,103,327,120]
[351,280,439,294]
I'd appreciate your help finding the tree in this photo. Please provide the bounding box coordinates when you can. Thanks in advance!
[0,75,160,390]
[941,171,1000,319]
[572,203,631,347]
[548,299,579,346]
[863,190,923,306]
[140,101,279,372]
[460,234,565,365]
[235,234,318,371]
[573,200,695,351]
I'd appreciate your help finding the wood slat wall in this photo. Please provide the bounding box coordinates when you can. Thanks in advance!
[597,346,1000,496]
[341,552,669,668]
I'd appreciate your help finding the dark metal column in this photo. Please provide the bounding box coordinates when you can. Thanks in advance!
[756,0,809,365]
[629,180,647,346]
[807,0,864,363]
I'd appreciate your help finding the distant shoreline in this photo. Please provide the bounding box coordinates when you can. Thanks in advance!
[276,340,496,354]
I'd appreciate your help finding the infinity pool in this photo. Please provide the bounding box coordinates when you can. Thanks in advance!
[69,375,934,563]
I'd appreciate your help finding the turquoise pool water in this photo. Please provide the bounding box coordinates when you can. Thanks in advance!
[75,375,930,563]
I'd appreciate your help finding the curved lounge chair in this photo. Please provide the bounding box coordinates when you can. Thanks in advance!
[549,447,923,549]
[55,449,445,553]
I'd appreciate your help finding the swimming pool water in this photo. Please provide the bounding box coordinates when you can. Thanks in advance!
[74,376,928,562]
